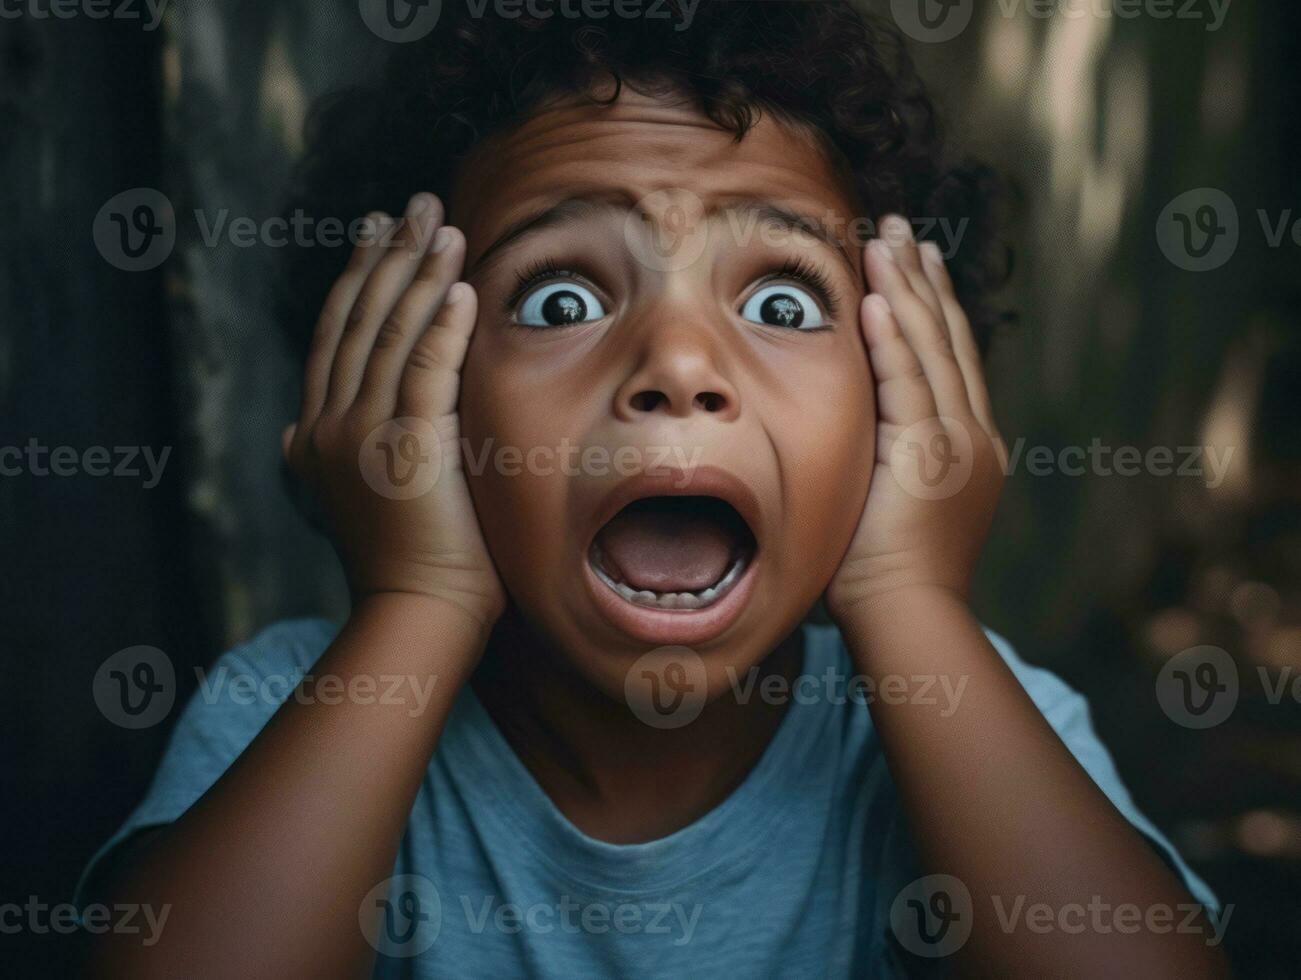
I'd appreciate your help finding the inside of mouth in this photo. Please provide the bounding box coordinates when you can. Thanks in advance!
[590,496,755,606]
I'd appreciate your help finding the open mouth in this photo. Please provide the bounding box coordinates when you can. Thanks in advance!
[588,496,757,612]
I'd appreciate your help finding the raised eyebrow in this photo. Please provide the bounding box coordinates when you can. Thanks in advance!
[718,199,860,281]
[467,193,862,282]
[466,195,629,277]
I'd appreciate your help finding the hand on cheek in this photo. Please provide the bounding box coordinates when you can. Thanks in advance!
[825,215,1007,622]
[282,193,506,630]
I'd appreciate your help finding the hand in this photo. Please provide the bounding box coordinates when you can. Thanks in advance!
[826,215,1007,621]
[282,193,505,630]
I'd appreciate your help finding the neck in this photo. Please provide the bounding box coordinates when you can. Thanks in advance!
[470,609,804,843]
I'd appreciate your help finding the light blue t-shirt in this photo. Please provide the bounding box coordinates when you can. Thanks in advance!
[78,618,1218,977]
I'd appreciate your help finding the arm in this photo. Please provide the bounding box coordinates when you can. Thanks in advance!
[827,216,1230,978]
[89,193,505,980]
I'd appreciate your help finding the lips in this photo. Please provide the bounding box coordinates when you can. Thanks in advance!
[582,467,762,645]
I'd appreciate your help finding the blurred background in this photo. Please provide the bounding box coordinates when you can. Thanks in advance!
[1,0,1297,975]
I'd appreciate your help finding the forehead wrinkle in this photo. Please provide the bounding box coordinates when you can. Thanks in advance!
[458,107,860,280]
[469,110,734,181]
[468,191,860,284]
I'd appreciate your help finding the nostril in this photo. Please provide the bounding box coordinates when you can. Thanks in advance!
[695,392,727,413]
[629,390,668,413]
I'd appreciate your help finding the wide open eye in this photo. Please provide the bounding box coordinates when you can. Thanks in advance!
[515,281,606,327]
[739,283,827,330]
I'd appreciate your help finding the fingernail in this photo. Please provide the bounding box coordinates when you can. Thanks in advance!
[920,241,943,264]
[433,226,455,252]
[865,293,890,316]
[870,238,894,262]
[882,214,912,245]
[446,282,470,305]
[406,193,431,218]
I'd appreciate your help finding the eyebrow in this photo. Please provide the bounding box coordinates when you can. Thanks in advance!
[725,197,860,280]
[467,193,629,277]
[467,192,860,280]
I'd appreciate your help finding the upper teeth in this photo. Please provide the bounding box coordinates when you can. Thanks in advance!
[591,552,748,610]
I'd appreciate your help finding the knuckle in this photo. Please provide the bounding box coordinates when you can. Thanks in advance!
[404,342,447,377]
[344,299,372,332]
[306,422,333,457]
[373,314,407,351]
[340,412,374,445]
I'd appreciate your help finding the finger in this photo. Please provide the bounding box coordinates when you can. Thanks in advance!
[324,193,444,413]
[879,214,945,323]
[298,211,392,431]
[919,242,999,436]
[356,225,467,417]
[399,281,479,420]
[864,238,970,417]
[861,292,938,438]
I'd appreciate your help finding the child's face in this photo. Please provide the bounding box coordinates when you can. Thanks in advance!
[452,86,874,699]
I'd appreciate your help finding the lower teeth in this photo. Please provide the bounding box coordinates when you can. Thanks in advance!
[592,553,748,610]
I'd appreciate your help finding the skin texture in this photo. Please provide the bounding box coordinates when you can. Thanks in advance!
[453,86,874,698]
[447,87,875,840]
[87,88,1229,979]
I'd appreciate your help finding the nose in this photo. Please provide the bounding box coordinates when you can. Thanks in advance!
[613,325,741,423]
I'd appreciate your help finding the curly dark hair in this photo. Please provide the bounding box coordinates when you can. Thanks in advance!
[280,0,1011,359]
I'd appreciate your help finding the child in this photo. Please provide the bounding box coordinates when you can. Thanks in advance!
[81,2,1228,976]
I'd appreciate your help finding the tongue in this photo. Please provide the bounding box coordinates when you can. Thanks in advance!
[597,506,735,592]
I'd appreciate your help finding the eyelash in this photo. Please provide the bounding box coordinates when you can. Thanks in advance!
[755,257,840,319]
[506,258,592,314]
[504,255,840,321]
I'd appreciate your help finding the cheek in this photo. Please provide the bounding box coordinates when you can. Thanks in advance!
[459,332,586,600]
[772,347,875,556]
